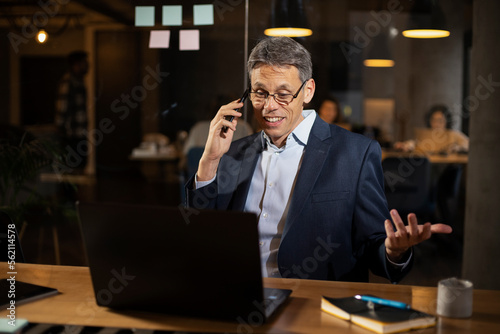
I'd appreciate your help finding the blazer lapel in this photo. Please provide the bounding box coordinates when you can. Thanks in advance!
[283,118,332,237]
[229,135,263,211]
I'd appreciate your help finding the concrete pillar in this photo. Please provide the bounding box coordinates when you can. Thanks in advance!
[462,0,500,290]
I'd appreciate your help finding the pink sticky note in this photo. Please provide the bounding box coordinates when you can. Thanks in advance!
[149,30,170,48]
[179,30,200,51]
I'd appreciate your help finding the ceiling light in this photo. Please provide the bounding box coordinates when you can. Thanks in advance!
[363,59,395,67]
[402,29,450,39]
[265,0,312,37]
[36,29,48,43]
[403,0,450,39]
[264,27,312,37]
[364,33,394,68]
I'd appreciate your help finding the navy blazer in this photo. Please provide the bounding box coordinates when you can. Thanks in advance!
[186,115,411,283]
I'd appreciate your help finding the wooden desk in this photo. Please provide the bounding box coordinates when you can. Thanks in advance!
[381,150,468,164]
[2,263,499,333]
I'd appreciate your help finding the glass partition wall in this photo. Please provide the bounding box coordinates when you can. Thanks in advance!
[1,0,471,173]
[0,0,471,275]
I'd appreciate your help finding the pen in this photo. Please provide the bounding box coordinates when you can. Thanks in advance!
[355,295,410,309]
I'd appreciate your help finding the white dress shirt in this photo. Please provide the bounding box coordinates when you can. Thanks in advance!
[244,110,316,277]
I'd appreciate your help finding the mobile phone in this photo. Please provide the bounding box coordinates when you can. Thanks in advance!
[222,89,249,133]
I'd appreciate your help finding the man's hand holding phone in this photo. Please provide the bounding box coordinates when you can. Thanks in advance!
[197,89,249,181]
[222,89,249,133]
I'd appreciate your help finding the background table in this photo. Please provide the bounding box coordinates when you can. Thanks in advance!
[129,151,180,182]
[381,150,468,164]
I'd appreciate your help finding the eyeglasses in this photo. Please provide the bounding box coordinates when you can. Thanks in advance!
[249,79,308,106]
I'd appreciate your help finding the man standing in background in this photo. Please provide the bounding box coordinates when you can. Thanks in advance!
[55,50,89,171]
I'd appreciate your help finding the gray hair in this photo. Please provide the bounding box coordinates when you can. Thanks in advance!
[247,36,312,83]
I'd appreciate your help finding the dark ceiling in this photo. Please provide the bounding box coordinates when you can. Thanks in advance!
[0,0,134,26]
[0,0,422,29]
[0,0,472,38]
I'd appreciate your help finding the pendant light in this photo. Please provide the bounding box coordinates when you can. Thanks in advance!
[402,0,450,39]
[264,0,312,37]
[363,32,394,67]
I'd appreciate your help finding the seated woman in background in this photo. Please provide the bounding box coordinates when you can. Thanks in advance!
[317,96,351,131]
[394,105,469,154]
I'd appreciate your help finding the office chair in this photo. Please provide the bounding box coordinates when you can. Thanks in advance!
[178,147,205,205]
[436,164,464,226]
[186,147,205,179]
[382,156,435,220]
[0,211,25,263]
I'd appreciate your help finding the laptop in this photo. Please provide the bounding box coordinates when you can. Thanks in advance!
[414,127,435,142]
[76,201,291,322]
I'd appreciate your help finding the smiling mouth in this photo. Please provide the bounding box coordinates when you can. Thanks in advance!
[264,116,284,123]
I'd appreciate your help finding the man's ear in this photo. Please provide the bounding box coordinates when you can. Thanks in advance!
[303,79,316,104]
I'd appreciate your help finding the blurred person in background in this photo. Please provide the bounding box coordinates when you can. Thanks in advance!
[317,95,351,131]
[394,104,469,154]
[55,50,89,172]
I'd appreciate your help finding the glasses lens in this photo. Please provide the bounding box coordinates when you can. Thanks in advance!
[251,92,265,104]
[250,92,294,105]
[275,94,293,105]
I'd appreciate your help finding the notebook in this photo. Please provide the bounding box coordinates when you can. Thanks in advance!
[76,201,291,322]
[321,295,436,334]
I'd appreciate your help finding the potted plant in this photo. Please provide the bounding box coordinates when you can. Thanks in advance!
[0,124,69,229]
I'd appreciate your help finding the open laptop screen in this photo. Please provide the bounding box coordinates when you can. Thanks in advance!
[77,201,286,321]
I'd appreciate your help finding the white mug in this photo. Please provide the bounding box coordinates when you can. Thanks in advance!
[436,277,473,318]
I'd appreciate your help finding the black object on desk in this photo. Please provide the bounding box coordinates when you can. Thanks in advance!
[77,201,291,322]
[0,279,58,308]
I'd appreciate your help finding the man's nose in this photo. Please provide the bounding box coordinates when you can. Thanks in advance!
[263,94,279,110]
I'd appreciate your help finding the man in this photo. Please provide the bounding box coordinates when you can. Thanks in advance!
[55,50,89,171]
[186,37,451,282]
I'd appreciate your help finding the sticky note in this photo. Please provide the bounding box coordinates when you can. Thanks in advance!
[162,5,182,26]
[135,6,155,27]
[179,30,200,51]
[149,30,170,48]
[193,4,214,26]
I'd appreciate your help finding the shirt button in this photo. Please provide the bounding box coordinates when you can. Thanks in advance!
[268,182,273,187]
[262,213,268,218]
[259,242,264,246]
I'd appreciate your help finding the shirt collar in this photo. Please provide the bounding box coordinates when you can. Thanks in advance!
[260,109,316,150]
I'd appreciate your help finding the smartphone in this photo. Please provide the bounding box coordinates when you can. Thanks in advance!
[222,89,249,133]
